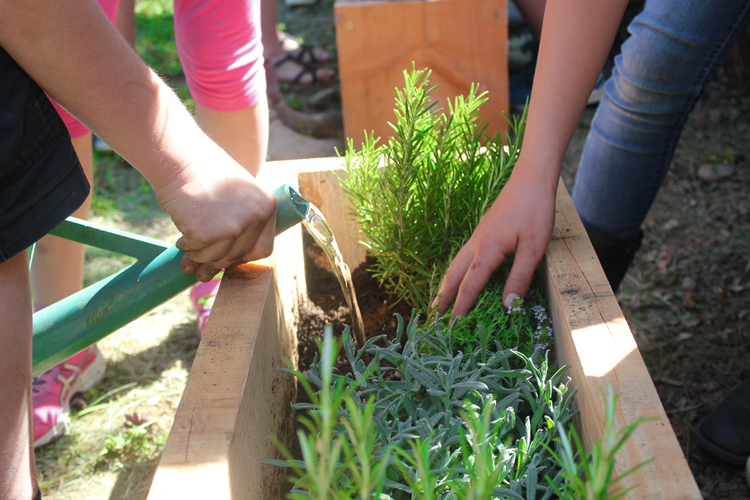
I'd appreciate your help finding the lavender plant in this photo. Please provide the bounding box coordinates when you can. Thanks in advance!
[269,324,649,500]
[270,316,575,499]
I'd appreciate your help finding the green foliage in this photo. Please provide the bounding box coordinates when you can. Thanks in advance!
[135,0,181,75]
[451,264,553,357]
[544,389,653,500]
[99,420,166,467]
[269,316,576,499]
[340,67,527,313]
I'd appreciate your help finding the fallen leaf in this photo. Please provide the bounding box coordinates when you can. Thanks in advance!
[682,295,696,309]
[697,163,735,182]
[664,218,680,231]
[682,318,701,328]
[682,277,697,290]
[729,278,747,293]
[125,413,148,427]
[657,250,673,272]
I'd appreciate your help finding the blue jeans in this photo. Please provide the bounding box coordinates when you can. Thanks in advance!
[571,0,750,241]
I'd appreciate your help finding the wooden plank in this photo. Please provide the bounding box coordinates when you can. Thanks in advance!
[541,179,702,499]
[335,0,509,148]
[297,168,368,273]
[147,256,297,500]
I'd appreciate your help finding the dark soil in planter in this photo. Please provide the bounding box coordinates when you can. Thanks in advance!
[297,231,413,374]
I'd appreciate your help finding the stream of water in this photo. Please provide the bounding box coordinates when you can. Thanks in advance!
[302,203,367,349]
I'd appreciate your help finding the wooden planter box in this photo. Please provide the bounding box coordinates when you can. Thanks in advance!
[334,0,510,149]
[147,158,701,499]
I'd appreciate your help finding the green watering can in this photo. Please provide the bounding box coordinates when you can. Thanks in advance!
[32,184,310,376]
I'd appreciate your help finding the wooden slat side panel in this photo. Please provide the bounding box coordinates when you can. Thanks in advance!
[228,267,297,499]
[148,262,288,499]
[546,181,701,500]
[298,169,369,272]
[423,0,508,127]
[335,0,508,147]
[335,0,425,146]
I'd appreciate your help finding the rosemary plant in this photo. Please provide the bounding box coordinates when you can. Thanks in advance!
[340,67,527,313]
[544,388,653,500]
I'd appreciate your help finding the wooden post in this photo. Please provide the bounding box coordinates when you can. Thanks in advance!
[335,0,509,148]
[147,259,296,499]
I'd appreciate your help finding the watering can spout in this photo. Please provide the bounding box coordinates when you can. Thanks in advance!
[272,183,309,235]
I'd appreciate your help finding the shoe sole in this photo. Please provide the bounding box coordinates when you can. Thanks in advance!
[33,348,107,449]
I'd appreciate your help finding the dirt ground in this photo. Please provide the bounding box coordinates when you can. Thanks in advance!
[284,2,750,498]
[563,85,750,499]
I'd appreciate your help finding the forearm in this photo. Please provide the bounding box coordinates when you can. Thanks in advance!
[519,0,629,186]
[0,0,227,192]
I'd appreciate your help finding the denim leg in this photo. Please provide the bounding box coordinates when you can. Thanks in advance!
[571,0,750,241]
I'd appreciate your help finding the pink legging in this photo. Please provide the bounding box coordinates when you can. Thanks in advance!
[54,0,265,139]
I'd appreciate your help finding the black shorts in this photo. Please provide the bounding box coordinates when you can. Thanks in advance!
[0,47,89,263]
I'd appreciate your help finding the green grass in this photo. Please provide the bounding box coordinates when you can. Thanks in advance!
[134,0,180,76]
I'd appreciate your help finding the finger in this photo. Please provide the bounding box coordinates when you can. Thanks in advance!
[175,235,204,253]
[502,244,543,309]
[176,231,235,264]
[194,263,225,282]
[452,251,506,317]
[433,248,473,314]
[180,253,200,275]
[193,222,276,282]
[217,219,274,264]
[183,238,236,265]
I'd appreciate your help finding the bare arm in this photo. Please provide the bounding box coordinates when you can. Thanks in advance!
[0,0,275,281]
[436,0,629,316]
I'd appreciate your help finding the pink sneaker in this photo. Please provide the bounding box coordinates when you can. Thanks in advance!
[190,279,221,337]
[32,345,107,448]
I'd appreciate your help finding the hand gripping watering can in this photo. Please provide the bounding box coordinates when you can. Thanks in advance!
[32,184,310,376]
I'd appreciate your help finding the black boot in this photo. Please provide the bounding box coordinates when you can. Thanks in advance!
[695,377,750,466]
[584,225,643,293]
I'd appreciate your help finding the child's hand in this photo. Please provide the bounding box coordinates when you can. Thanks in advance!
[434,164,558,316]
[154,161,277,282]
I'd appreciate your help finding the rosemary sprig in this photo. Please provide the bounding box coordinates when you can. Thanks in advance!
[340,67,527,314]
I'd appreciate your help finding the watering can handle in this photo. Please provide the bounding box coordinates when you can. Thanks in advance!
[32,183,310,375]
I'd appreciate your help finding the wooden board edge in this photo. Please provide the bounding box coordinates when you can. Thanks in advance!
[147,255,297,499]
[544,180,702,499]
